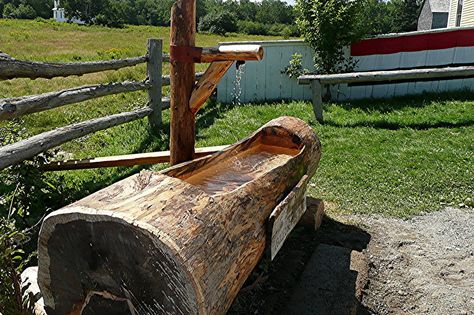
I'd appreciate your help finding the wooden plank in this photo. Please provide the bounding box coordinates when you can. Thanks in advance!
[299,65,474,85]
[311,80,324,123]
[41,145,228,171]
[0,107,152,170]
[298,196,325,230]
[268,174,310,260]
[0,81,148,121]
[189,61,233,114]
[170,0,196,165]
[0,56,147,80]
[147,39,164,131]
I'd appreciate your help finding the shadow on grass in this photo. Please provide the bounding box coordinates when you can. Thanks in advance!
[324,90,474,129]
[332,90,474,113]
[323,118,474,130]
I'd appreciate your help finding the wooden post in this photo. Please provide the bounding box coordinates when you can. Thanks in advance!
[147,39,163,131]
[170,0,196,165]
[311,80,324,123]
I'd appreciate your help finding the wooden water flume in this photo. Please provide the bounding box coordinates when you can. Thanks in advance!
[35,117,321,315]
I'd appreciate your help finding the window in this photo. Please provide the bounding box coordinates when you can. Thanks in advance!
[456,0,463,27]
[432,12,448,29]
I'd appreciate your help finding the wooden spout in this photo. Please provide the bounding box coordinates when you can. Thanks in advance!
[189,45,265,113]
[200,45,264,63]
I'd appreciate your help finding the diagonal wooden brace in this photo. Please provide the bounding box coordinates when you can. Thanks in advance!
[189,61,233,114]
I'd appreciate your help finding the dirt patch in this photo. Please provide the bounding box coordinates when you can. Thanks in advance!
[360,207,474,314]
[228,207,474,315]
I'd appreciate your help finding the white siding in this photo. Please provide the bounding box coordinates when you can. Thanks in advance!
[217,35,474,104]
[461,0,474,25]
[448,0,458,27]
[217,41,316,104]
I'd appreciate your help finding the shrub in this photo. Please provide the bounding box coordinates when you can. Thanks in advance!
[296,0,364,74]
[198,11,238,35]
[283,53,310,78]
[0,217,35,315]
[2,3,15,18]
[237,20,268,35]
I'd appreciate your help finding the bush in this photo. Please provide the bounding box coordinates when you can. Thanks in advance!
[0,217,35,315]
[2,3,37,19]
[2,3,15,18]
[198,11,238,35]
[0,120,67,314]
[296,0,364,74]
[237,20,268,35]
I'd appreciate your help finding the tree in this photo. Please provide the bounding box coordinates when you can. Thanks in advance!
[198,10,238,35]
[296,0,365,74]
[358,0,394,36]
[2,2,15,18]
[391,0,422,33]
[256,0,293,25]
[27,0,53,19]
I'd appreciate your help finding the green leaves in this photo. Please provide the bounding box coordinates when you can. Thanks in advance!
[0,217,35,315]
[296,0,363,74]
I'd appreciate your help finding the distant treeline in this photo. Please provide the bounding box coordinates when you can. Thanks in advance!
[1,0,52,19]
[0,0,422,37]
[57,0,299,36]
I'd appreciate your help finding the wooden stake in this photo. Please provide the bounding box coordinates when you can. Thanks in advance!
[170,0,196,165]
[147,39,163,131]
[311,80,324,123]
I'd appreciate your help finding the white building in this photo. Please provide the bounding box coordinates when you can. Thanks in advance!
[52,0,84,24]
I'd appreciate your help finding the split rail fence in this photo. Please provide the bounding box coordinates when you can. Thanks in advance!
[0,38,204,171]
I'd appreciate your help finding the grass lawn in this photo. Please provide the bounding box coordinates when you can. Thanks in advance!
[0,19,473,219]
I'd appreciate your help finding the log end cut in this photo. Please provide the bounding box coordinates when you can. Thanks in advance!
[38,210,202,315]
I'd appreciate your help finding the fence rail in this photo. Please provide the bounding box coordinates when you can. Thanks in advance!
[0,81,149,120]
[0,107,152,170]
[0,56,148,80]
[0,38,202,170]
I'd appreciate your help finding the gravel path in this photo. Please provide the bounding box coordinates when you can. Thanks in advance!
[360,207,474,314]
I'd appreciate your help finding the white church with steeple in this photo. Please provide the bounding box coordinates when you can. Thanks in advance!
[52,0,84,24]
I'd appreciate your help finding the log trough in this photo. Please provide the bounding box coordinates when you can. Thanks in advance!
[34,116,321,315]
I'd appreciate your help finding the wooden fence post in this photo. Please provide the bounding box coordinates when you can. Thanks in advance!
[169,0,196,165]
[311,80,324,123]
[147,39,163,132]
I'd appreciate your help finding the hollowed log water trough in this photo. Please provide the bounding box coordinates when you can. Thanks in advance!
[22,116,321,315]
[19,1,323,313]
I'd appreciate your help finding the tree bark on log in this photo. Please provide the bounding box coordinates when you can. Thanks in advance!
[0,107,152,170]
[37,116,321,315]
[0,56,147,80]
[169,0,197,165]
[0,81,148,121]
[199,45,264,63]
